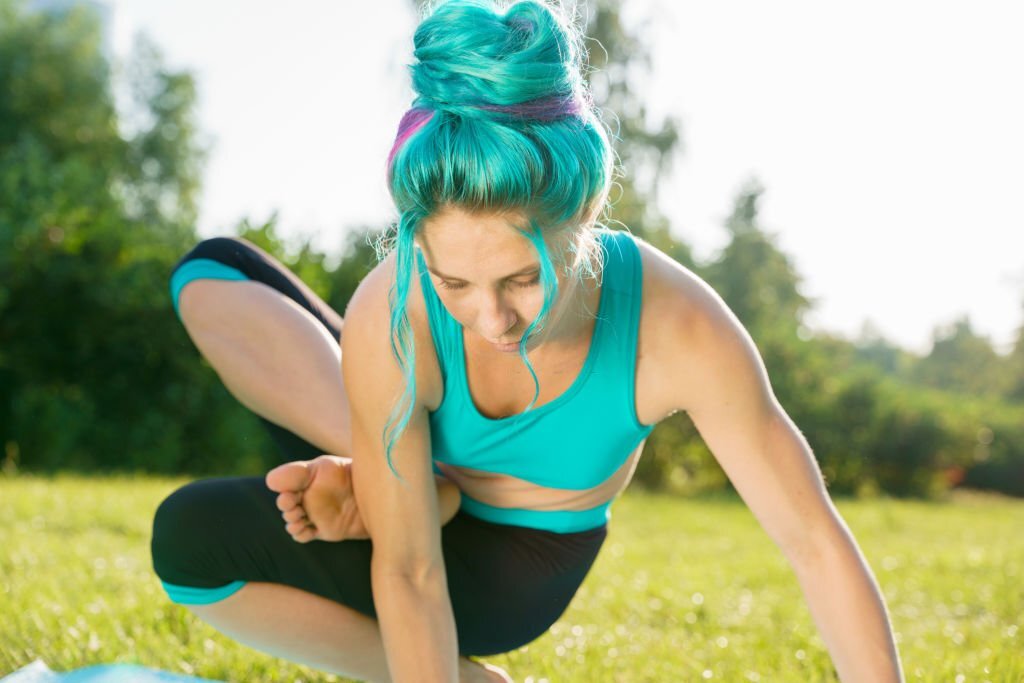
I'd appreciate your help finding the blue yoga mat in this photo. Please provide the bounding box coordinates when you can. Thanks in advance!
[1,661,222,683]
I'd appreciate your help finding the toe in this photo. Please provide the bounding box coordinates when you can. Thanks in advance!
[276,491,302,511]
[282,507,307,523]
[266,460,315,494]
[285,519,312,536]
[293,525,318,544]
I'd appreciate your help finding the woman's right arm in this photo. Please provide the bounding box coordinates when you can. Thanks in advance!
[341,261,459,683]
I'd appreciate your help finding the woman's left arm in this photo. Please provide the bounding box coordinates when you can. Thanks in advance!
[660,270,905,683]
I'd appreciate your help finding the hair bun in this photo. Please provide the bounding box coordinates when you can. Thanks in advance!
[409,0,585,117]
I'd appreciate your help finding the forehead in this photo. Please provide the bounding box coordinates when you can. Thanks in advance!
[419,206,527,245]
[415,208,536,272]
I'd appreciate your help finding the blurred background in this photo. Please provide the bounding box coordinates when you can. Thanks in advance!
[2,0,1023,499]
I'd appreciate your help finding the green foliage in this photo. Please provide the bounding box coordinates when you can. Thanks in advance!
[0,1,272,475]
[2,0,1022,501]
[118,33,206,230]
[852,321,919,376]
[230,214,381,325]
[325,226,385,316]
[233,212,334,303]
[631,412,726,495]
[960,402,1024,497]
[583,0,695,269]
[631,175,1024,499]
[1006,308,1024,401]
[700,179,814,337]
[911,316,1015,398]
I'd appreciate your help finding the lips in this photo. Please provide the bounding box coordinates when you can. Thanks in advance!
[491,339,522,352]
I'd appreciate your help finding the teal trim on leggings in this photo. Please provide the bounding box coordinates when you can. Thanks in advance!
[160,579,247,605]
[458,494,610,534]
[169,258,250,319]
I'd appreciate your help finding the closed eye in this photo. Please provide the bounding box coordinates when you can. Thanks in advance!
[438,275,540,291]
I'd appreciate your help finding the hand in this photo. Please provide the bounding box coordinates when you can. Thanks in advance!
[459,656,514,682]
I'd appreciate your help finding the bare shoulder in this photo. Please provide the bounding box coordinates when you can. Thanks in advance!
[631,235,754,421]
[632,235,722,325]
[342,250,449,570]
[344,249,444,411]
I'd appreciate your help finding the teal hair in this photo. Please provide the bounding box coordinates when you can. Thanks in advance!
[375,0,615,479]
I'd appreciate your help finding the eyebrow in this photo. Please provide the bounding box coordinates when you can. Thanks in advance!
[426,264,540,282]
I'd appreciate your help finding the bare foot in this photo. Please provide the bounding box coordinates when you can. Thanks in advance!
[265,454,464,544]
[266,455,367,543]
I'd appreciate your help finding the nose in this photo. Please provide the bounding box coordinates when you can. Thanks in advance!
[478,292,518,341]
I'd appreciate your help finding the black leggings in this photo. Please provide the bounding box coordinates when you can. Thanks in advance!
[151,237,608,656]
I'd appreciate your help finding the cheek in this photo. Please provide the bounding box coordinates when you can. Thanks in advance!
[439,289,545,325]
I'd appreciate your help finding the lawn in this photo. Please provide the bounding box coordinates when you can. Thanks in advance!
[1,474,1020,682]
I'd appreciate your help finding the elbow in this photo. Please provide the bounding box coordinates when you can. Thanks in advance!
[785,513,855,572]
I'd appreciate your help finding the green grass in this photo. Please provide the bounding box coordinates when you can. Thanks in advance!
[1,474,1021,682]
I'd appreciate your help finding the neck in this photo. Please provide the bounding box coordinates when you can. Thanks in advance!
[526,271,600,353]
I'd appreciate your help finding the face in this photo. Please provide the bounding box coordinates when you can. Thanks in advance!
[416,205,574,353]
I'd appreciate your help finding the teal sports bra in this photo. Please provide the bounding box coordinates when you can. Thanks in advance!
[415,228,655,533]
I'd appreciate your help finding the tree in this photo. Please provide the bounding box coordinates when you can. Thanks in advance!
[1005,301,1024,402]
[0,0,268,473]
[701,178,815,338]
[580,0,693,268]
[853,319,916,377]
[912,315,1011,398]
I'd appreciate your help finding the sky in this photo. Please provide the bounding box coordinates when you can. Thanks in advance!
[102,0,1024,356]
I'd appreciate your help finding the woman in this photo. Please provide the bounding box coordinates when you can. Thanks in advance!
[151,1,904,681]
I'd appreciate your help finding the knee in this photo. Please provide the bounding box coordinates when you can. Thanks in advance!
[173,237,249,277]
[151,482,251,603]
[169,237,253,320]
[151,480,226,577]
[152,482,203,558]
[187,236,249,261]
